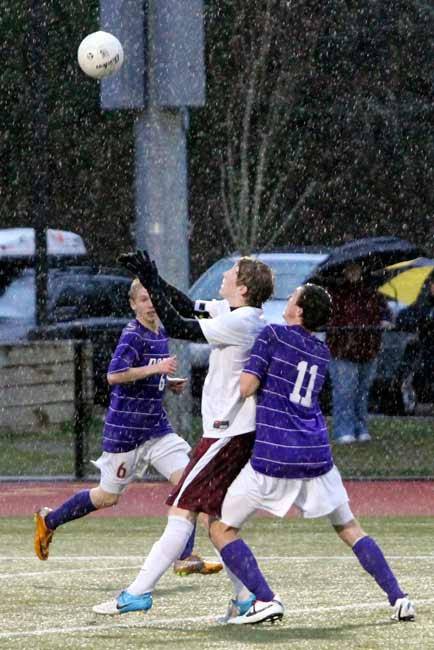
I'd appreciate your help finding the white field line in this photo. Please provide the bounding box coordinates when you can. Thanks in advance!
[1,554,434,562]
[1,565,138,579]
[1,599,434,640]
[1,554,434,580]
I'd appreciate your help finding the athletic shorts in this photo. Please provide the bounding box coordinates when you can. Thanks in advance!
[221,463,350,528]
[166,433,255,517]
[92,433,191,495]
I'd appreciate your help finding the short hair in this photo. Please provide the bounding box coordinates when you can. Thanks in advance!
[236,257,274,307]
[297,283,332,331]
[128,278,142,301]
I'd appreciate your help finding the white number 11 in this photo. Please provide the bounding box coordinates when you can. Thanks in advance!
[289,361,318,407]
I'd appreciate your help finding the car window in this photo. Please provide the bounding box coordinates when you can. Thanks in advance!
[0,272,35,320]
[269,259,324,299]
[0,269,131,322]
[52,276,131,319]
[189,258,235,300]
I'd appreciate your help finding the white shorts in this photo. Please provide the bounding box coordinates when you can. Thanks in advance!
[92,433,191,495]
[221,463,351,528]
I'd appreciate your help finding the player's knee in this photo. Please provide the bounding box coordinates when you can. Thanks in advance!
[209,519,236,550]
[334,519,366,547]
[90,487,120,509]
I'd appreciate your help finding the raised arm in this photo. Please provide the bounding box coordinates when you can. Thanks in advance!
[119,251,207,342]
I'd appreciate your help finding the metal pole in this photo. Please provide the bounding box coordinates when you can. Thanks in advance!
[30,0,49,326]
[73,341,86,479]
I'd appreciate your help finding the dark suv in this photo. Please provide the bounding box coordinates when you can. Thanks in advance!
[0,264,131,404]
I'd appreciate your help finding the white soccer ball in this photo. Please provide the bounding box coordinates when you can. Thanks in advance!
[77,31,124,80]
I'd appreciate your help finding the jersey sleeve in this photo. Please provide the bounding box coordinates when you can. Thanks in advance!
[243,324,275,381]
[198,307,249,345]
[107,328,142,374]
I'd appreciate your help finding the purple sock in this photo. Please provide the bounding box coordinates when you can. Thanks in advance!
[178,523,196,560]
[220,539,274,602]
[45,490,97,530]
[352,536,405,605]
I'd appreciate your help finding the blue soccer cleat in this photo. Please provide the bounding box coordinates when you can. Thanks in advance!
[93,590,153,616]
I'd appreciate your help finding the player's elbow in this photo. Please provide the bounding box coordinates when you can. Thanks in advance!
[240,373,257,398]
[107,373,117,385]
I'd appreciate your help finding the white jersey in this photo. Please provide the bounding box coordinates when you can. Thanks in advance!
[197,299,266,439]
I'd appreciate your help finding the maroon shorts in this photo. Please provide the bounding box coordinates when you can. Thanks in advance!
[166,433,255,517]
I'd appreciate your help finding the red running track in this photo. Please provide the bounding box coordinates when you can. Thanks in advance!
[0,480,433,518]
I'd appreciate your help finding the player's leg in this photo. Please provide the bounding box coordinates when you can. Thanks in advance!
[354,360,377,442]
[93,506,198,615]
[34,449,135,560]
[210,464,284,624]
[328,504,415,621]
[147,433,222,575]
[92,435,256,616]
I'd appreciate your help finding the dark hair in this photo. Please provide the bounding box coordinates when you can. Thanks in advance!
[297,283,332,331]
[236,257,274,307]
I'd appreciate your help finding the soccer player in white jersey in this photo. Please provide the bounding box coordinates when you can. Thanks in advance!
[210,283,415,624]
[92,252,274,616]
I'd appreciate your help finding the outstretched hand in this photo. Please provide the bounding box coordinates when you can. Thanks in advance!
[118,250,159,288]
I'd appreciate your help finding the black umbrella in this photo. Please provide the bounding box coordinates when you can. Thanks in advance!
[307,237,422,285]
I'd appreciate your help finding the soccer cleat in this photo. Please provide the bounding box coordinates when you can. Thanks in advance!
[34,507,54,561]
[391,596,416,622]
[227,594,284,625]
[173,553,223,576]
[218,594,256,624]
[93,590,153,615]
[357,432,372,443]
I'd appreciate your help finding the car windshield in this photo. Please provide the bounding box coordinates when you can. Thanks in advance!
[189,256,324,301]
[268,258,323,299]
[0,272,35,320]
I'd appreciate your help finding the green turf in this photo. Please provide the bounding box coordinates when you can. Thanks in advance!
[1,416,433,478]
[0,515,433,649]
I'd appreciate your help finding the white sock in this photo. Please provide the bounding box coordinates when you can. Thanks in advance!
[127,516,194,595]
[223,563,252,602]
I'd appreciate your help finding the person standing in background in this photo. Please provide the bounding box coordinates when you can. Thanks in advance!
[326,263,392,444]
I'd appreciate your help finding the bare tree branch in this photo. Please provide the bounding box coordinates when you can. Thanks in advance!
[249,72,291,247]
[238,0,273,239]
[261,180,318,250]
[220,162,238,250]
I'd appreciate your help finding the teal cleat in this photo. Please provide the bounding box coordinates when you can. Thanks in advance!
[219,594,256,624]
[93,590,153,616]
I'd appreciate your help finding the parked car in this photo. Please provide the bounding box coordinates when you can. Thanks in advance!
[0,265,131,404]
[187,250,424,415]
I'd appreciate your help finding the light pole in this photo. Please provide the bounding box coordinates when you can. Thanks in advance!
[30,0,49,327]
[99,0,206,434]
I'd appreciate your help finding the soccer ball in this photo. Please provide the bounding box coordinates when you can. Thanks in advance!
[77,31,124,80]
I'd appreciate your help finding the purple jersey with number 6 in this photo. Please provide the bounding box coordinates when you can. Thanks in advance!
[102,319,173,453]
[243,323,333,479]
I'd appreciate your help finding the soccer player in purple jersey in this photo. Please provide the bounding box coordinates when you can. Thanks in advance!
[210,283,415,625]
[34,279,222,575]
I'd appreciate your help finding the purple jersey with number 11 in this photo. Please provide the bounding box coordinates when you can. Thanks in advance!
[102,319,173,453]
[244,323,333,479]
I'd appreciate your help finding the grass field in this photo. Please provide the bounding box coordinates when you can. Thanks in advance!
[1,415,433,479]
[1,515,433,649]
